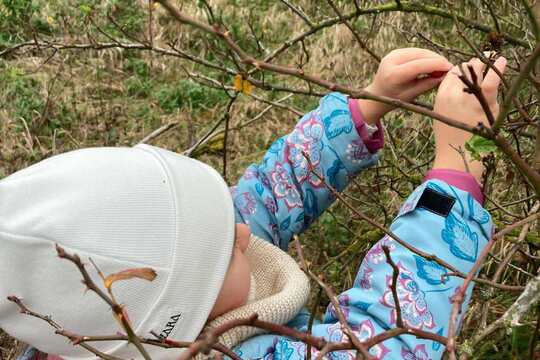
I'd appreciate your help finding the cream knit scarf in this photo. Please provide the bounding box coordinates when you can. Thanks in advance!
[197,235,311,358]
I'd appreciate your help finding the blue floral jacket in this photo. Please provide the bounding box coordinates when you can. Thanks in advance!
[230,93,492,359]
[21,93,492,360]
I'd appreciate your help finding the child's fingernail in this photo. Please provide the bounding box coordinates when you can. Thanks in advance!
[429,71,447,78]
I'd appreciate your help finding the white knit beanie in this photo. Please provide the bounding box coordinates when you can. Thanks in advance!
[0,144,235,359]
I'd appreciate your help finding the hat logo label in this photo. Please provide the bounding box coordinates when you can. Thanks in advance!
[158,313,182,339]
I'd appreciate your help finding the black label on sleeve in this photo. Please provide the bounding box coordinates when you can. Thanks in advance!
[416,188,455,217]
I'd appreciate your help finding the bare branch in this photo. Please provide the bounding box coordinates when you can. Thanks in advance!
[494,41,540,132]
[6,296,125,360]
[465,272,540,352]
[293,236,374,360]
[56,245,153,360]
[382,245,403,328]
[279,0,315,29]
[324,0,381,63]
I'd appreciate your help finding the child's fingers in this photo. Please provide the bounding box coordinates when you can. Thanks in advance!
[406,76,445,97]
[396,57,453,82]
[463,58,486,83]
[482,56,507,94]
[387,47,445,65]
[439,64,468,94]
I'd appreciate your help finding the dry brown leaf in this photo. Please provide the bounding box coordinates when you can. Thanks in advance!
[104,268,157,290]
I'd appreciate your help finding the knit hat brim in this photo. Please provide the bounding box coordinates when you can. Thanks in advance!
[0,145,235,360]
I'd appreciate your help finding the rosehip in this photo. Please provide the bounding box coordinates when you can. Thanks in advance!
[429,71,447,78]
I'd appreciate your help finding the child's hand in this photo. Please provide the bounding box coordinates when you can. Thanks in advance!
[433,56,507,126]
[432,56,507,182]
[357,48,453,124]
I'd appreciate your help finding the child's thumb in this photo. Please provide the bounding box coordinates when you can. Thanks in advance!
[482,57,507,95]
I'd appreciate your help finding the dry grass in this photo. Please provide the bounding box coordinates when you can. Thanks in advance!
[0,329,22,360]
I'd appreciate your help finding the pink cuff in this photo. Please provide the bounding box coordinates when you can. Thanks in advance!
[424,169,484,205]
[348,98,384,153]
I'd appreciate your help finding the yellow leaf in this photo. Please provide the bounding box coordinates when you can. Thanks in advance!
[233,74,253,95]
[243,80,253,95]
[104,267,157,290]
[233,74,243,92]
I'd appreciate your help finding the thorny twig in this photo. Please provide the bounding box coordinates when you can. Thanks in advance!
[324,0,381,63]
[155,0,540,196]
[463,272,540,356]
[6,296,124,360]
[382,245,403,328]
[293,236,374,360]
[9,243,445,360]
[293,236,448,359]
[494,41,540,132]
[279,0,314,29]
[221,95,237,183]
[457,63,496,125]
[446,237,497,360]
[55,245,153,360]
[301,150,525,291]
[446,210,540,359]
[137,122,179,145]
[4,1,540,358]
[6,296,243,360]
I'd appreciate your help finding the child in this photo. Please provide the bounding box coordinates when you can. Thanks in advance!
[0,48,506,360]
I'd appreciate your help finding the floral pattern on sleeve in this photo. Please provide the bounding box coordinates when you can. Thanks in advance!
[380,263,435,330]
[229,93,493,360]
[233,92,380,250]
[401,344,431,360]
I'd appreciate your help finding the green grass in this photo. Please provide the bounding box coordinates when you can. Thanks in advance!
[0,65,44,131]
[154,80,228,113]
